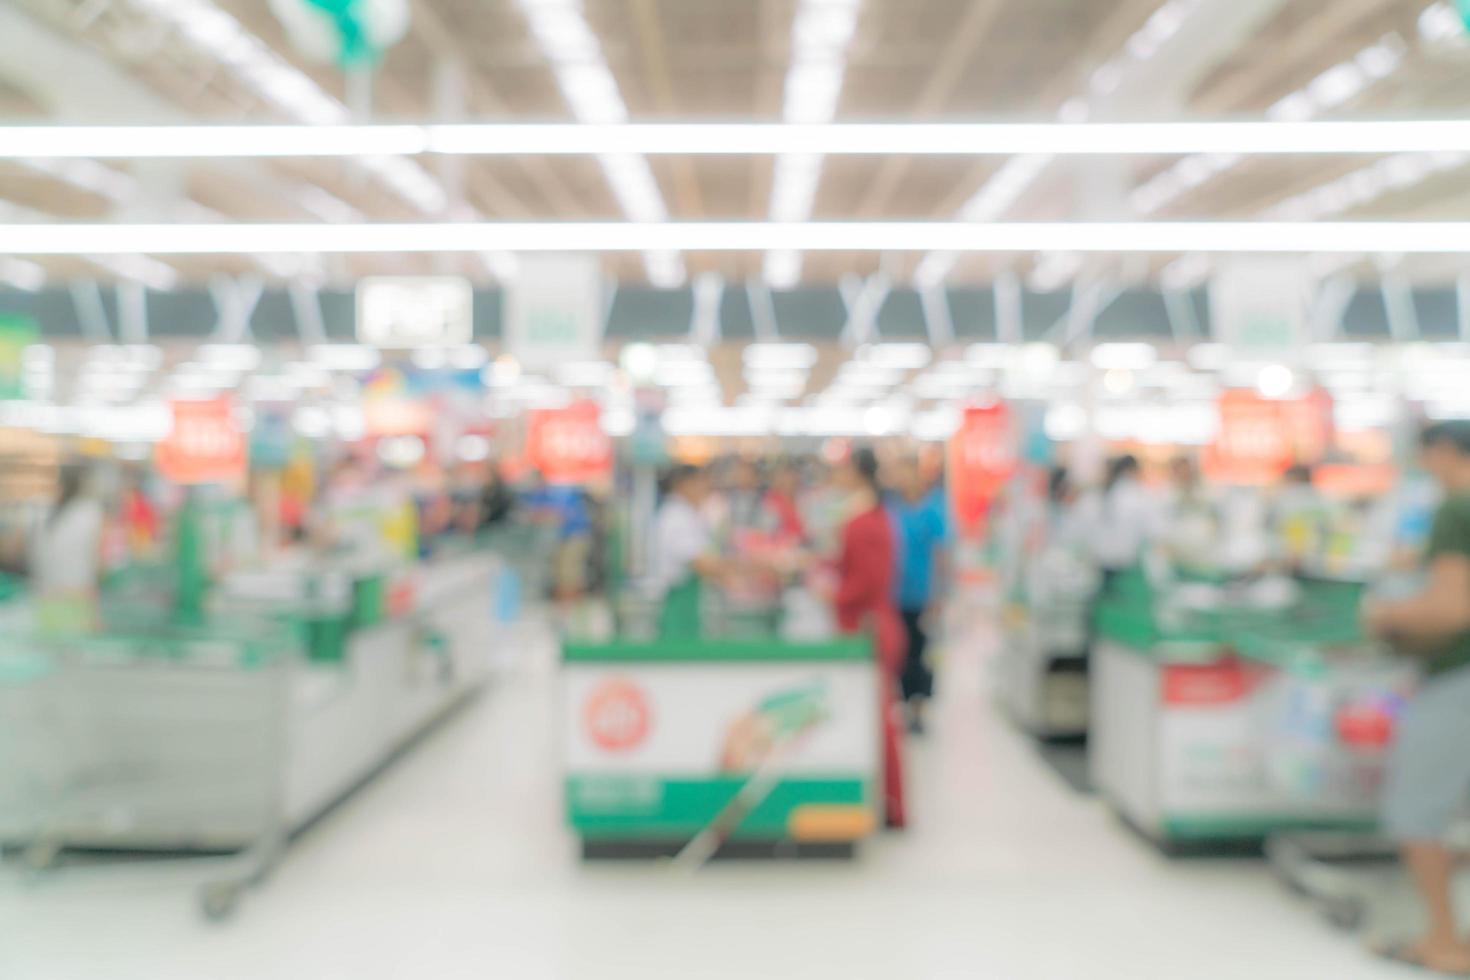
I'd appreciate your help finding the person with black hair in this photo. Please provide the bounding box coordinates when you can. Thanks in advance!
[1081,454,1165,587]
[647,464,725,637]
[887,455,949,734]
[30,462,105,635]
[1271,462,1325,573]
[1363,420,1470,975]
[829,446,906,828]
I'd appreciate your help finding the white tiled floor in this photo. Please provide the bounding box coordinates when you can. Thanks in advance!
[0,615,1419,979]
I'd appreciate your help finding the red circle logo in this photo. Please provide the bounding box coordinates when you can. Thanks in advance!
[584,678,652,752]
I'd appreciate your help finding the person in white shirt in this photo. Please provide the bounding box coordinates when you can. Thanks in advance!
[30,464,106,634]
[648,465,728,637]
[1083,455,1166,583]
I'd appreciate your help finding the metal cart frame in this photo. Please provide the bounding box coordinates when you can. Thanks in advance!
[0,627,294,922]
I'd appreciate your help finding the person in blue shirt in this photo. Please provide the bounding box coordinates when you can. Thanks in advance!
[887,457,951,734]
[524,480,595,603]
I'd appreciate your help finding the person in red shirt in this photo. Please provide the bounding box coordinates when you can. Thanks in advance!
[829,446,907,829]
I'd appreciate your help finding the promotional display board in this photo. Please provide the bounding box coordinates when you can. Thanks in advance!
[948,401,1017,534]
[356,276,473,349]
[156,397,247,485]
[527,400,613,486]
[504,254,602,371]
[563,639,878,844]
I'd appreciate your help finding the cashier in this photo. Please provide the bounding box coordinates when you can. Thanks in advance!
[648,464,727,637]
[30,463,105,635]
[1082,454,1165,589]
[1362,421,1470,975]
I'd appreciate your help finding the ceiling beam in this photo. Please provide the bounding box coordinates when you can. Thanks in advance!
[747,0,785,274]
[928,0,1160,219]
[411,0,581,218]
[629,0,705,218]
[1190,0,1396,114]
[854,0,1007,219]
[1103,0,1296,117]
[0,3,344,229]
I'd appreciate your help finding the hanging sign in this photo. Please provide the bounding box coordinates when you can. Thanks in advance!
[527,400,613,485]
[1279,385,1335,464]
[505,255,603,371]
[1210,259,1308,356]
[1205,390,1294,485]
[948,401,1017,533]
[357,276,473,349]
[156,397,247,485]
[1207,387,1337,486]
[269,0,409,67]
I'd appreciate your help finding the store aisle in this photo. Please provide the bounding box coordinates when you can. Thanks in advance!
[1,616,1411,980]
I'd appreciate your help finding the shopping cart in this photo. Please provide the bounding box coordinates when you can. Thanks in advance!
[1252,632,1422,932]
[1266,831,1402,931]
[0,616,297,921]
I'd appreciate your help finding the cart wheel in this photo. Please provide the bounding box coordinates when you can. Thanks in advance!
[1322,897,1364,932]
[199,882,242,923]
[21,840,60,872]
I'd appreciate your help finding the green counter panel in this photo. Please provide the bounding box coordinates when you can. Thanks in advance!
[567,775,869,839]
[563,637,871,664]
[1161,815,1378,842]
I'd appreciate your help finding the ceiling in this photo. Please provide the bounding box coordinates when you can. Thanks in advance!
[2,0,1470,291]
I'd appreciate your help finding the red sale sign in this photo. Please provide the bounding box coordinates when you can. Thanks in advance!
[948,401,1017,533]
[527,400,613,485]
[1206,390,1292,485]
[1206,388,1334,486]
[156,397,247,485]
[1279,386,1334,464]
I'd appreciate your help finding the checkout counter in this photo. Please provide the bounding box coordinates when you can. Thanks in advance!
[0,546,505,854]
[562,634,880,858]
[995,546,1096,738]
[1090,571,1416,846]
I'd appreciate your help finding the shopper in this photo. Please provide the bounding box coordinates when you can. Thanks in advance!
[1083,454,1163,590]
[30,463,105,636]
[1164,455,1219,568]
[647,464,725,638]
[1046,465,1087,555]
[725,457,768,535]
[1271,464,1325,574]
[828,446,906,828]
[476,466,516,532]
[1363,421,1470,976]
[887,456,950,735]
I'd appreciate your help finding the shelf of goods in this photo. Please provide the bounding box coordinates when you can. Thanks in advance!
[562,636,879,858]
[1090,573,1415,846]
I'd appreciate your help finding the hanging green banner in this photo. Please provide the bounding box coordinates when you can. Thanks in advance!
[270,0,409,69]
